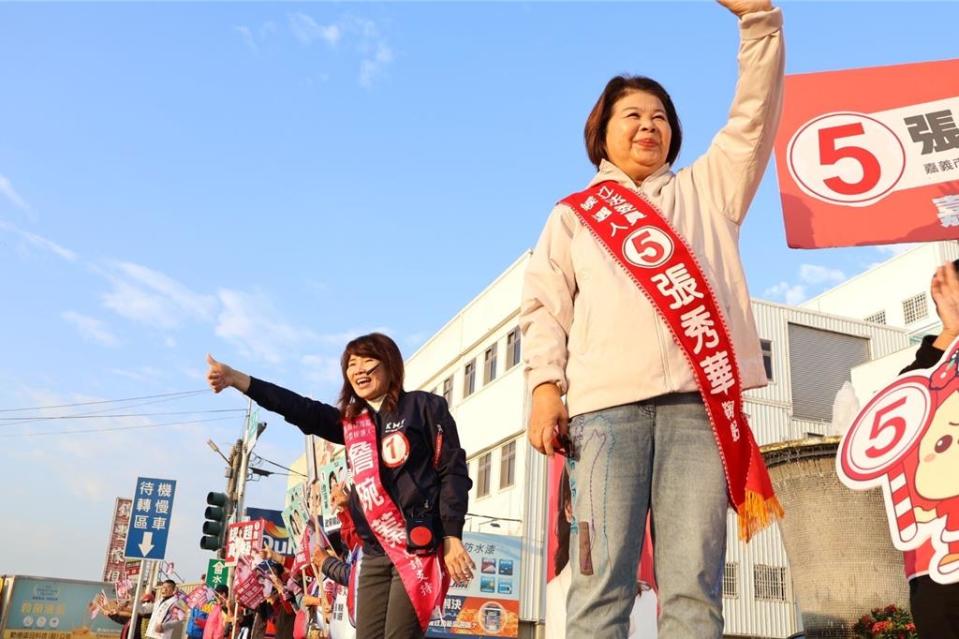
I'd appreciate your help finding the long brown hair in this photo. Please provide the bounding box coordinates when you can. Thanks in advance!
[337,332,405,420]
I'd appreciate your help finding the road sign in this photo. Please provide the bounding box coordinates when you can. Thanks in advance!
[206,558,230,588]
[124,477,176,560]
[243,408,261,453]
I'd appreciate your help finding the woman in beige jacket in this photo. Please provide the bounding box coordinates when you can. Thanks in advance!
[520,1,784,637]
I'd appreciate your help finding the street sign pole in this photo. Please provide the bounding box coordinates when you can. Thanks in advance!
[127,559,146,639]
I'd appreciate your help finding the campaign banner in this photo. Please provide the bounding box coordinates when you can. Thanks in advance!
[426,532,521,638]
[224,520,265,565]
[1,577,121,639]
[838,335,959,584]
[319,456,349,534]
[102,498,132,583]
[282,483,311,553]
[231,558,267,610]
[773,58,959,248]
[185,586,214,610]
[246,507,293,556]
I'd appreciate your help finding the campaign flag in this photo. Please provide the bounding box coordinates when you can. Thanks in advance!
[186,585,214,610]
[774,58,959,248]
[224,520,265,565]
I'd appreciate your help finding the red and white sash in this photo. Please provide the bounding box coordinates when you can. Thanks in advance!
[561,180,783,540]
[343,411,448,629]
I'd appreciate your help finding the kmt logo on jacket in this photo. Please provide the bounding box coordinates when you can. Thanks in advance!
[385,419,406,434]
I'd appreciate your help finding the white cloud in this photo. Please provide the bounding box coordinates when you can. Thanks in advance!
[215,289,316,364]
[764,263,850,306]
[875,243,919,257]
[289,13,341,47]
[301,354,343,386]
[0,220,77,261]
[110,366,164,383]
[62,311,120,347]
[798,264,846,285]
[101,261,216,329]
[0,174,29,211]
[235,25,258,53]
[359,42,393,89]
[763,282,807,305]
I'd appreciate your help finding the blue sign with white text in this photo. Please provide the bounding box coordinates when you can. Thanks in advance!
[123,476,176,560]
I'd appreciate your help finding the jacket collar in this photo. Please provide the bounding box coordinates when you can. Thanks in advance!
[588,159,673,193]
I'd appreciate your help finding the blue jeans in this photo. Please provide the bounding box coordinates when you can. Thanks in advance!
[566,394,728,639]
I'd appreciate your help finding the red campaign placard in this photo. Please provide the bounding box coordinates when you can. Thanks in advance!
[837,336,959,584]
[224,519,265,565]
[774,58,959,248]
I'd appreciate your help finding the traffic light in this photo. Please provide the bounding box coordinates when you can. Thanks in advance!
[200,492,231,552]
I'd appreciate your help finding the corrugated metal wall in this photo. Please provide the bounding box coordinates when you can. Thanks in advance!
[722,301,910,637]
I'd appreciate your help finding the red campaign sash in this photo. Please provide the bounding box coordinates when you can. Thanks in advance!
[561,180,783,540]
[343,411,448,629]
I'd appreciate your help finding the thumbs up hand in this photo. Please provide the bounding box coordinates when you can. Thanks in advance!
[206,354,251,393]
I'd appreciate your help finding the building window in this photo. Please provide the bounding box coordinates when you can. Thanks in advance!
[864,310,887,325]
[902,293,928,325]
[477,452,491,498]
[484,345,498,384]
[723,562,738,598]
[442,376,453,405]
[463,360,476,398]
[760,339,774,382]
[499,441,516,489]
[754,565,787,601]
[506,327,522,369]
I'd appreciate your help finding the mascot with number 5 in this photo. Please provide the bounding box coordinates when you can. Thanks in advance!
[839,336,959,584]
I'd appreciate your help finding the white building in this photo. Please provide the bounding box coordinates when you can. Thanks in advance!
[800,241,959,407]
[403,252,912,639]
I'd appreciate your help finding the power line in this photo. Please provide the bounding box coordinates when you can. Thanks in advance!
[252,454,308,478]
[0,408,246,422]
[0,389,208,413]
[0,415,237,439]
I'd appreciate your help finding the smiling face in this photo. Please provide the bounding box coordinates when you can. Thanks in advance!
[346,355,388,401]
[604,90,672,183]
[915,391,959,500]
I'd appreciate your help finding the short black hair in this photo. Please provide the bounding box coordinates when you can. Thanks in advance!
[161,579,176,589]
[214,585,229,595]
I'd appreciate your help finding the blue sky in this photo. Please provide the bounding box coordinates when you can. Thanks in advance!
[1,1,957,582]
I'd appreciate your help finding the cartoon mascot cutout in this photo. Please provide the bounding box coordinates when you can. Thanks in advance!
[838,337,959,584]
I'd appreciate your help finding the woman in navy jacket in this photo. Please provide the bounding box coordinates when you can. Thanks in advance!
[207,332,474,639]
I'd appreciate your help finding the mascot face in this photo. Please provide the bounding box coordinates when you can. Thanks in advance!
[916,391,959,500]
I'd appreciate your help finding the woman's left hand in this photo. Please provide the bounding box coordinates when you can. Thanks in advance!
[443,537,475,584]
[716,0,772,17]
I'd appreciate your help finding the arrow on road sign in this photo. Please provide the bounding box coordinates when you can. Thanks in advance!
[138,531,154,556]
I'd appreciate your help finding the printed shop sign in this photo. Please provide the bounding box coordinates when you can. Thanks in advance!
[838,336,959,584]
[774,58,959,248]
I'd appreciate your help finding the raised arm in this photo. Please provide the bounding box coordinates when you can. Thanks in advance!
[689,0,785,224]
[206,354,343,444]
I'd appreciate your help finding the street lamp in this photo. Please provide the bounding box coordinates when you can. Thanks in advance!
[206,439,230,464]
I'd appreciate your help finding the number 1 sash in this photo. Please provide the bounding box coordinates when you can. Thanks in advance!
[343,411,448,629]
[561,180,783,540]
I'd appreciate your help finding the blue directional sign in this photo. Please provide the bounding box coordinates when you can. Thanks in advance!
[124,477,176,560]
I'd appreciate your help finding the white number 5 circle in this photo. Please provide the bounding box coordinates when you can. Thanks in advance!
[623,227,674,269]
[787,112,906,207]
[840,378,931,482]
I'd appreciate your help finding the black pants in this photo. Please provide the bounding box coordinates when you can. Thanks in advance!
[910,575,959,638]
[356,554,422,639]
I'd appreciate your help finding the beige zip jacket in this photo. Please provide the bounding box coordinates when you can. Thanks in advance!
[520,8,784,419]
